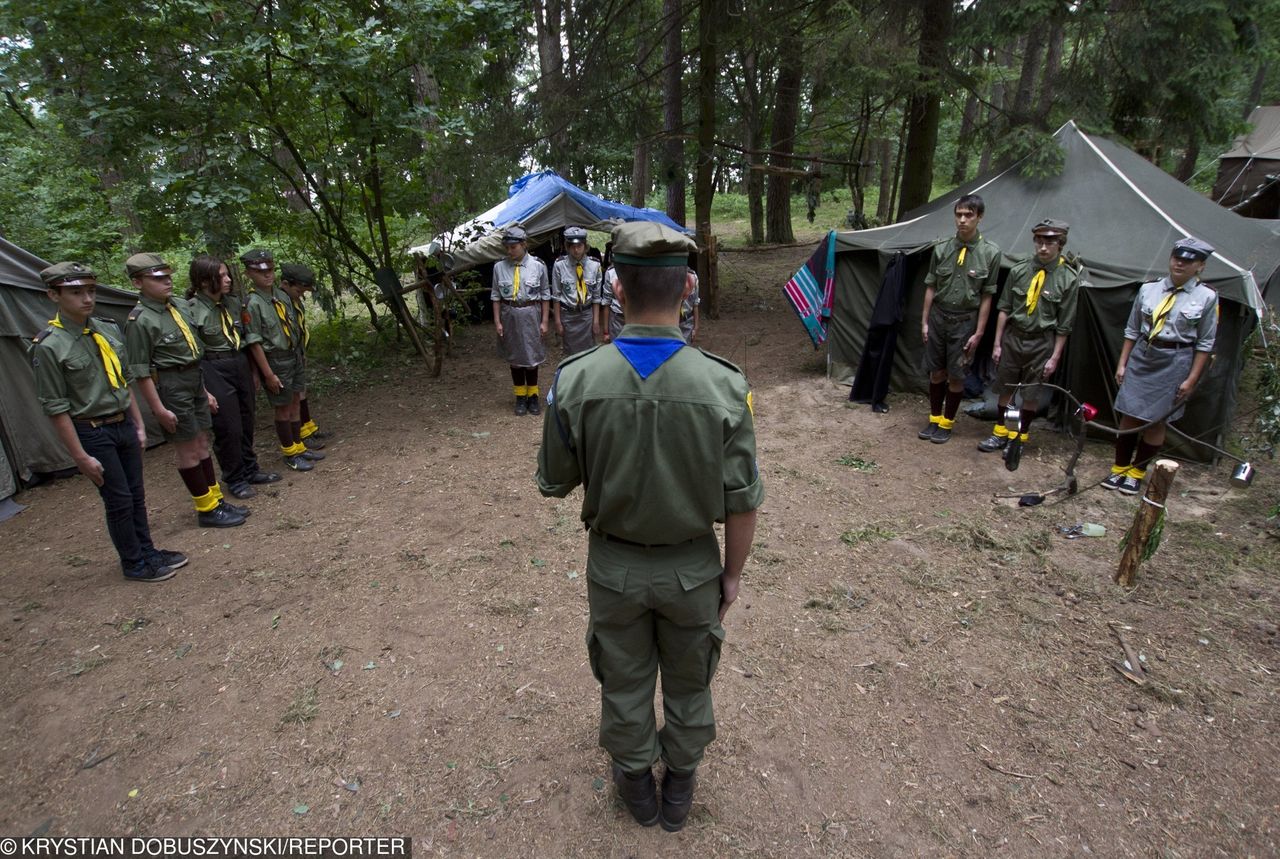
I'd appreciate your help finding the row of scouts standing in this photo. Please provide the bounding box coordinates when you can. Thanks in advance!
[491,224,700,415]
[30,249,330,583]
[918,194,1218,496]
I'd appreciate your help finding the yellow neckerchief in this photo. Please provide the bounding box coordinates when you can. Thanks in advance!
[216,300,242,350]
[50,313,125,388]
[269,292,294,345]
[956,234,979,267]
[512,260,522,299]
[165,303,199,358]
[575,261,586,306]
[292,298,310,349]
[1025,256,1063,315]
[1148,279,1187,341]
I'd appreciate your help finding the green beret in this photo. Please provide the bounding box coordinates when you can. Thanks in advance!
[124,253,172,278]
[610,222,695,267]
[281,263,316,286]
[240,248,275,270]
[40,261,97,287]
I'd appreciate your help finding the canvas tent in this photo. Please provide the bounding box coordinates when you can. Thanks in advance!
[1212,106,1280,219]
[819,120,1280,462]
[0,237,160,507]
[408,171,690,271]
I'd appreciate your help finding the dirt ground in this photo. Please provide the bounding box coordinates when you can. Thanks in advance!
[2,245,1278,857]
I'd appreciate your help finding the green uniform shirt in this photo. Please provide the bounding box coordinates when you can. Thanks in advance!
[190,292,245,353]
[124,295,203,378]
[537,324,764,544]
[291,298,310,360]
[924,235,1001,310]
[998,256,1082,336]
[244,287,297,355]
[31,317,135,418]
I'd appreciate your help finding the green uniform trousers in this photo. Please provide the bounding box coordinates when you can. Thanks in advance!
[584,531,726,774]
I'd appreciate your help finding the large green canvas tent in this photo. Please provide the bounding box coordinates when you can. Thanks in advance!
[1212,105,1280,219]
[824,120,1280,462]
[0,237,161,508]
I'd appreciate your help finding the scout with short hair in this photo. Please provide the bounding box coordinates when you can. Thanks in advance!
[1106,237,1218,495]
[601,264,624,342]
[124,253,246,527]
[241,249,322,472]
[279,263,329,449]
[978,219,1082,456]
[679,267,700,344]
[32,262,187,581]
[551,226,603,356]
[919,194,1001,444]
[188,255,280,499]
[491,225,551,415]
[537,221,763,833]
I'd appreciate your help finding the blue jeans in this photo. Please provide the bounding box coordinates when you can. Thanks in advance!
[76,416,155,568]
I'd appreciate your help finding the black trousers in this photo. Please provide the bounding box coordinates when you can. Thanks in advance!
[77,416,154,569]
[201,353,260,485]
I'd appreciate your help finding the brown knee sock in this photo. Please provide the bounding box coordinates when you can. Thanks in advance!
[178,466,207,496]
[943,390,963,421]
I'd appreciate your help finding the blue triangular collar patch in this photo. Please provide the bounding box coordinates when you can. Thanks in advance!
[614,337,685,380]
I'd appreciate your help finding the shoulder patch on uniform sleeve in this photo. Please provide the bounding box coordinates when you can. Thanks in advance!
[31,327,53,344]
[93,317,123,334]
[127,306,144,322]
[697,348,746,376]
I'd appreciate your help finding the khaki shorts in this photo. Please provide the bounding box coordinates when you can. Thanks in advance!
[264,352,303,407]
[156,364,213,442]
[923,304,976,380]
[994,327,1055,401]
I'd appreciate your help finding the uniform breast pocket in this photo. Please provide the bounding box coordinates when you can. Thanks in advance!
[160,331,181,345]
[64,354,93,375]
[967,268,990,284]
[1178,302,1204,321]
[934,262,955,280]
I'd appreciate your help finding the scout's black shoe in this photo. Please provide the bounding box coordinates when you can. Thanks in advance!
[283,455,314,472]
[1118,474,1142,496]
[248,470,282,484]
[612,765,660,827]
[308,429,333,440]
[930,425,952,444]
[301,436,325,449]
[299,448,325,461]
[526,396,541,416]
[1003,439,1023,472]
[514,396,528,416]
[229,482,257,499]
[659,767,696,832]
[1102,472,1125,491]
[146,549,188,571]
[219,500,251,518]
[198,505,246,528]
[918,420,939,440]
[123,559,178,583]
[977,434,1007,453]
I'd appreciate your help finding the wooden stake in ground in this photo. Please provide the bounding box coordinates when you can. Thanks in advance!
[1115,458,1179,587]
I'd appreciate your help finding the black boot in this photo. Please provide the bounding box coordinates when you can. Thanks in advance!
[514,396,528,416]
[660,767,696,832]
[612,765,659,827]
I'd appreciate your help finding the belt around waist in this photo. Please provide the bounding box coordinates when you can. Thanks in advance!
[73,411,126,427]
[156,361,200,372]
[1145,339,1195,350]
[502,299,539,308]
[560,303,593,311]
[591,527,709,549]
[203,350,243,361]
[934,304,976,316]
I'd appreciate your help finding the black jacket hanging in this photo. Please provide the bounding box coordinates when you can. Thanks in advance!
[850,251,910,411]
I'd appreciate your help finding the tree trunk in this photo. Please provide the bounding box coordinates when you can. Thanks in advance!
[875,138,893,222]
[979,41,1014,173]
[661,0,686,224]
[1246,60,1267,119]
[694,0,719,315]
[951,90,979,185]
[1174,131,1200,182]
[1034,13,1065,127]
[534,0,568,175]
[766,54,803,244]
[1011,27,1044,123]
[897,0,952,216]
[740,48,766,244]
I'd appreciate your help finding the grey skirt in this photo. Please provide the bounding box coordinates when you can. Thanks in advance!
[608,311,625,341]
[498,303,546,367]
[1114,341,1195,423]
[560,304,595,355]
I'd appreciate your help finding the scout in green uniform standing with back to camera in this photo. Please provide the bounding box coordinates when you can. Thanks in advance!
[551,226,602,356]
[280,263,330,448]
[123,253,247,528]
[492,225,550,415]
[977,219,1081,457]
[919,194,1001,444]
[31,262,186,581]
[537,222,763,833]
[1106,237,1218,495]
[241,249,322,472]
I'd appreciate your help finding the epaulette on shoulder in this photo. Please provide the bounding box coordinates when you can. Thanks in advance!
[559,344,603,369]
[127,305,144,322]
[31,327,54,344]
[696,348,746,376]
[93,316,123,332]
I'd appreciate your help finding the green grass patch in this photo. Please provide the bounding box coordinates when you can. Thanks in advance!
[841,525,896,545]
[836,454,878,472]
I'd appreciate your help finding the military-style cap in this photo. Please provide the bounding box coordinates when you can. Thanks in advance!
[240,248,275,270]
[1031,219,1069,237]
[40,261,97,287]
[1172,237,1214,261]
[563,226,588,243]
[610,222,696,267]
[502,225,528,244]
[281,263,316,287]
[124,253,172,278]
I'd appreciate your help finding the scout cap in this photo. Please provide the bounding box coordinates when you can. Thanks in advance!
[502,225,529,244]
[40,261,97,287]
[610,222,696,267]
[124,253,172,278]
[563,226,588,244]
[240,248,275,270]
[281,263,316,287]
[1031,219,1069,238]
[1172,237,1214,261]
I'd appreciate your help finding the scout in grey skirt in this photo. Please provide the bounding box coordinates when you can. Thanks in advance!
[1105,237,1219,496]
[491,225,551,416]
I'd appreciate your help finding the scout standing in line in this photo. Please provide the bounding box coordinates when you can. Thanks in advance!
[919,194,1001,444]
[601,264,624,342]
[280,264,329,449]
[491,225,550,415]
[551,226,603,356]
[189,256,280,499]
[1106,238,1218,495]
[241,249,322,472]
[537,222,763,833]
[679,267,700,344]
[31,262,187,581]
[978,220,1081,456]
[123,253,247,528]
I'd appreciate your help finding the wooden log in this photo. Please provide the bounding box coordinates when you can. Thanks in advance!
[1115,458,1179,587]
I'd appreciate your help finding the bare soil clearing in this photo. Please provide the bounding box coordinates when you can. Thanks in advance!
[2,245,1277,857]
